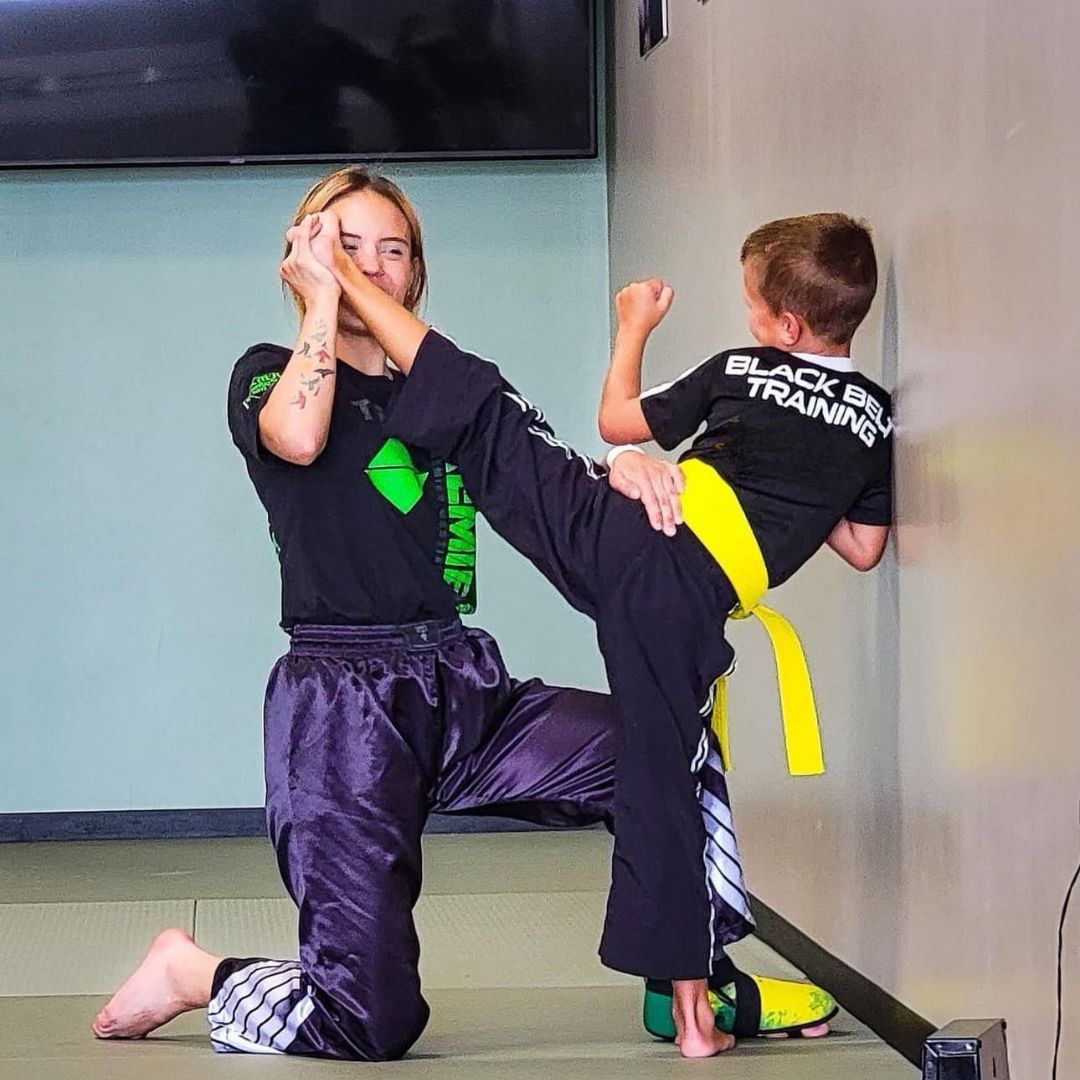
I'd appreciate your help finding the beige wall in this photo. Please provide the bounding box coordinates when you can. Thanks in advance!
[607,1,1080,1075]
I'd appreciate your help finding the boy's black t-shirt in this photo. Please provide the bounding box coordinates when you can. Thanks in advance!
[641,346,893,587]
[227,344,477,629]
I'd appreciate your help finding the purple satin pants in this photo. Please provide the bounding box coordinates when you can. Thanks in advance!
[207,619,615,1060]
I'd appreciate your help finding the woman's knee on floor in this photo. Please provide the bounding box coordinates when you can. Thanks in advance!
[354,990,431,1061]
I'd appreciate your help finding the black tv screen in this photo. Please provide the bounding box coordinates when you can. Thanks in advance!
[0,0,596,168]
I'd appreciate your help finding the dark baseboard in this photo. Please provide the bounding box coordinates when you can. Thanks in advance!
[0,808,549,844]
[750,896,934,1068]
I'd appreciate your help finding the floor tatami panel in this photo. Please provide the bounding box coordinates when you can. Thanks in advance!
[0,833,916,1078]
[0,901,194,997]
[194,892,632,989]
[0,987,915,1080]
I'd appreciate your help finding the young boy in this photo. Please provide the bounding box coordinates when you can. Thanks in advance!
[311,210,892,1057]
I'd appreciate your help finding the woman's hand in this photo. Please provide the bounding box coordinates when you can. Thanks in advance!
[280,214,340,305]
[608,450,685,536]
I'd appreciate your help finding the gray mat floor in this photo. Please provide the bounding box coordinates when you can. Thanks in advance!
[0,832,915,1079]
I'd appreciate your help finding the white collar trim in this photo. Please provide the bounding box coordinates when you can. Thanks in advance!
[792,351,854,373]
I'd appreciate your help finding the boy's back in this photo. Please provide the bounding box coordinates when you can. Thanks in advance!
[642,344,893,586]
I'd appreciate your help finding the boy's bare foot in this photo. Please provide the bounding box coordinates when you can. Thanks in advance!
[92,928,220,1040]
[672,978,736,1058]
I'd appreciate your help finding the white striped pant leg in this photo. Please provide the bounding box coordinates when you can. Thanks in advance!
[207,959,316,1055]
[693,697,756,952]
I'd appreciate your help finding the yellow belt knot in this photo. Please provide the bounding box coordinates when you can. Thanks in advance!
[679,459,824,777]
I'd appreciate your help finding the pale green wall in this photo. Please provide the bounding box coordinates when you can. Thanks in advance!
[0,160,610,812]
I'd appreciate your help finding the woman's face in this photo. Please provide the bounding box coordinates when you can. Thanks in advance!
[330,189,417,333]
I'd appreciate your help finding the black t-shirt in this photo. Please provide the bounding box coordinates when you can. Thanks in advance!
[227,344,477,629]
[641,346,893,586]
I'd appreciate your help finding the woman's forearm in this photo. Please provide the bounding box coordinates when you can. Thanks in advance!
[258,295,339,465]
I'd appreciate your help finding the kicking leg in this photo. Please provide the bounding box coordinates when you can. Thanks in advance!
[385,331,630,617]
[328,241,632,615]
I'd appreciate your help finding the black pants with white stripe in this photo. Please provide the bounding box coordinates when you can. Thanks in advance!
[384,331,756,980]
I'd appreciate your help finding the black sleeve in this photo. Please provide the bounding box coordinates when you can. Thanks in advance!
[227,346,289,465]
[639,353,725,451]
[846,452,893,526]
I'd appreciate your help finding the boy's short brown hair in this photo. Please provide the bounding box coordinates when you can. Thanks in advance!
[740,214,877,346]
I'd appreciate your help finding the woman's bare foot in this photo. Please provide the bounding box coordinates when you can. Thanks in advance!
[672,978,736,1058]
[92,928,220,1040]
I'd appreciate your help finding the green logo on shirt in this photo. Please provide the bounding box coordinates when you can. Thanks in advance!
[444,464,477,614]
[365,438,429,514]
[244,371,281,409]
[364,440,477,613]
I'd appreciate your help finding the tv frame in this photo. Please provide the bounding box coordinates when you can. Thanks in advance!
[0,1,598,170]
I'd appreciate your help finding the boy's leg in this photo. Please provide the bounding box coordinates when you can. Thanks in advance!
[383,334,832,1040]
[385,334,752,963]
[385,332,637,620]
[593,536,754,980]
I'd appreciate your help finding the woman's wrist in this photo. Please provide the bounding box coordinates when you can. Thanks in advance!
[304,288,340,317]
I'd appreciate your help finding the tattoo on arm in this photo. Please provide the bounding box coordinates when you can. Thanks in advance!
[295,365,332,399]
[292,320,333,406]
[297,329,331,362]
[297,366,335,398]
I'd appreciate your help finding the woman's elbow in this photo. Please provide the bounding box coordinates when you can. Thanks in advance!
[263,428,324,466]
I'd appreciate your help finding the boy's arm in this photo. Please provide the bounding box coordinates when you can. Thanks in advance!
[597,280,674,444]
[835,443,893,569]
[598,327,652,443]
[826,519,889,571]
[314,211,430,373]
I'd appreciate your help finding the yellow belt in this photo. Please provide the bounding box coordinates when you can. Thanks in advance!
[679,458,824,777]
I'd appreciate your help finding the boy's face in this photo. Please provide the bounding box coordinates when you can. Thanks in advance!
[742,259,787,348]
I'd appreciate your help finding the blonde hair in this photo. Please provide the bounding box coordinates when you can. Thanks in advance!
[284,165,428,318]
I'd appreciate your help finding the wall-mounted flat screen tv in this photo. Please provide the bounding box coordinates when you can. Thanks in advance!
[0,0,596,168]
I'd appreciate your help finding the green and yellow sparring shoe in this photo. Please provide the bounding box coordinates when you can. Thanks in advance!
[643,959,838,1041]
